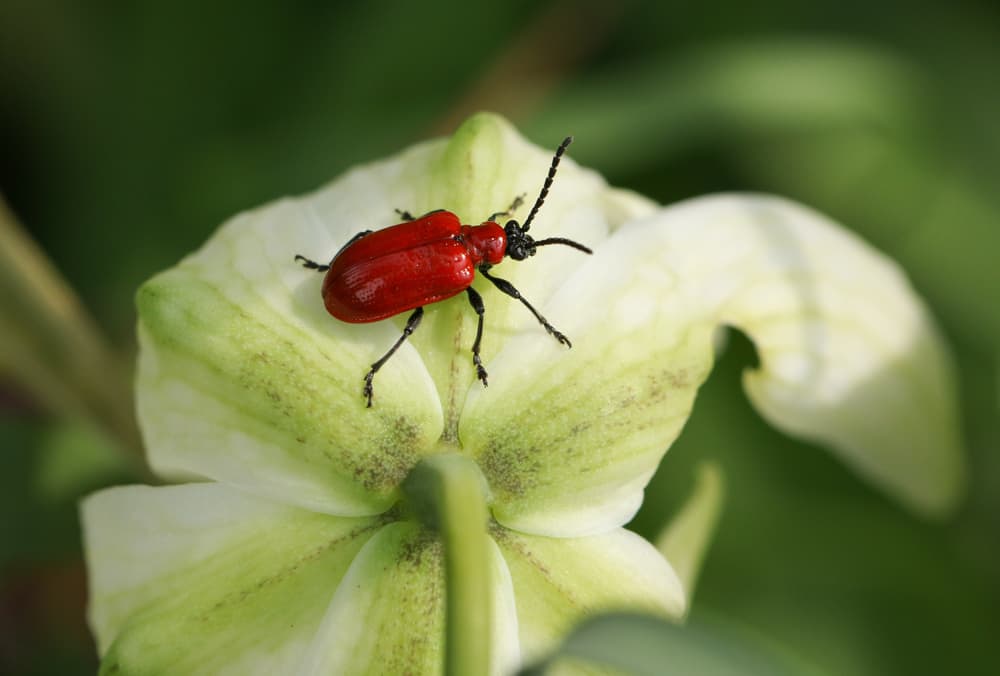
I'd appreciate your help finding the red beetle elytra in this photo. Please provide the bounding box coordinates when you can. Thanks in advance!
[296,136,591,406]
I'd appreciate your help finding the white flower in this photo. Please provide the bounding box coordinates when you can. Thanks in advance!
[82,113,963,675]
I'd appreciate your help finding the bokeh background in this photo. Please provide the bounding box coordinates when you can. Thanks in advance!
[1,1,998,674]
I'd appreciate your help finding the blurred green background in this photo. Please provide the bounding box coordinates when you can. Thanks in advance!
[1,0,997,674]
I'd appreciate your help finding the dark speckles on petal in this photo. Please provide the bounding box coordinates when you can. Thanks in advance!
[468,336,715,521]
[138,272,442,513]
[398,530,441,568]
[490,525,554,584]
[479,441,542,497]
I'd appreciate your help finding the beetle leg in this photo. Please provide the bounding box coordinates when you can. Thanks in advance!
[487,193,526,222]
[293,255,329,273]
[295,230,373,272]
[363,307,424,407]
[395,208,447,222]
[479,268,572,348]
[465,287,489,387]
[333,230,373,259]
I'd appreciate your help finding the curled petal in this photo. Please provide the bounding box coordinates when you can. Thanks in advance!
[661,195,964,517]
[465,194,963,535]
[82,483,383,674]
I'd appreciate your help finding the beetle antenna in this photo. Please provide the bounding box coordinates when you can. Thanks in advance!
[533,237,593,254]
[521,136,573,233]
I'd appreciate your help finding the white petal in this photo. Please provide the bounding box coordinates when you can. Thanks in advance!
[81,483,382,674]
[495,527,686,665]
[136,158,448,513]
[295,522,445,674]
[298,522,521,676]
[461,196,963,535]
[668,195,963,517]
[466,194,963,535]
[490,536,523,676]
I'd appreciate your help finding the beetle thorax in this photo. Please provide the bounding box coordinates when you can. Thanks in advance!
[462,222,507,266]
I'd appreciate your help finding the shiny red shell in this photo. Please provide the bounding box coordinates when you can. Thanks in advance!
[321,211,506,323]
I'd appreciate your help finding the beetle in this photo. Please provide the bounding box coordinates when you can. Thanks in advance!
[295,136,591,406]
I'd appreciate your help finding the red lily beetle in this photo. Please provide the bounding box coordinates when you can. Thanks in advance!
[295,136,591,406]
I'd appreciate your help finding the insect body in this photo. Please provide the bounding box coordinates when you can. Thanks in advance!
[296,136,591,406]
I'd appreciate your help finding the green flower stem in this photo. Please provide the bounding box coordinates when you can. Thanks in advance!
[402,452,492,676]
[0,195,148,477]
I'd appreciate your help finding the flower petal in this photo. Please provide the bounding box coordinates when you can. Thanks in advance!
[466,194,963,534]
[296,522,443,674]
[653,195,963,517]
[461,242,716,536]
[299,521,521,675]
[81,482,382,674]
[136,155,449,513]
[655,462,725,605]
[493,526,686,665]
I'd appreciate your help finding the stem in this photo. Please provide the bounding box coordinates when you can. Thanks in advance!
[0,194,150,478]
[428,0,626,134]
[402,453,492,676]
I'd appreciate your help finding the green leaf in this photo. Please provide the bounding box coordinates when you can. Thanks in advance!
[521,612,816,676]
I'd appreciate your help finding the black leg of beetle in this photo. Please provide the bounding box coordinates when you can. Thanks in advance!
[395,208,447,222]
[465,287,489,387]
[333,230,373,258]
[487,193,526,222]
[363,307,424,407]
[294,255,329,272]
[295,230,373,272]
[479,268,572,347]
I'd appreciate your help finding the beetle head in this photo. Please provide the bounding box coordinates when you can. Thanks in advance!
[504,219,592,261]
[504,220,536,261]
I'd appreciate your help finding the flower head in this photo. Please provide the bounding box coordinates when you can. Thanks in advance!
[83,113,963,674]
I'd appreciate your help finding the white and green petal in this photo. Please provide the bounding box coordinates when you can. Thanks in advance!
[494,526,686,665]
[298,521,522,676]
[81,483,385,675]
[465,189,964,534]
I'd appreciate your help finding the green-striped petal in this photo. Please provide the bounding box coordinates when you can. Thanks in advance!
[299,522,521,675]
[293,522,445,674]
[81,482,383,674]
[465,193,963,536]
[494,526,686,666]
